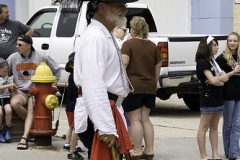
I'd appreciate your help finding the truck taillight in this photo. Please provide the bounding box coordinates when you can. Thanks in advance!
[157,42,168,67]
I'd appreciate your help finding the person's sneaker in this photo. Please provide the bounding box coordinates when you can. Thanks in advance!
[67,151,84,160]
[75,147,87,155]
[63,145,70,151]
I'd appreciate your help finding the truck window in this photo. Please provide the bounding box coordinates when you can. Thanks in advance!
[126,8,157,32]
[27,9,57,37]
[56,11,78,37]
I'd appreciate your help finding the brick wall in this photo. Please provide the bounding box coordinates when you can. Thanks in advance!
[233,2,240,33]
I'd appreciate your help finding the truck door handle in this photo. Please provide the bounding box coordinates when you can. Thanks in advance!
[42,44,49,50]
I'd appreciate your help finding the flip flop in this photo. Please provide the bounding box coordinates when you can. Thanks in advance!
[17,137,28,150]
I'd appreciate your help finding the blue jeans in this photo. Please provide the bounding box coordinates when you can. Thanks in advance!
[222,100,240,158]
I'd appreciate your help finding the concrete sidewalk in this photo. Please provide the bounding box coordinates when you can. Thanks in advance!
[0,131,228,160]
[0,106,89,160]
[0,102,229,160]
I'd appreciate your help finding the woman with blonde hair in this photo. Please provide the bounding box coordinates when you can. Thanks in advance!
[121,16,162,160]
[216,32,240,160]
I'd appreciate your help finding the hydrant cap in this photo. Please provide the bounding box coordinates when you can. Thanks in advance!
[45,95,59,109]
[31,61,56,83]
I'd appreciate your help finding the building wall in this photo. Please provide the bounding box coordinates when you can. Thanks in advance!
[191,0,232,34]
[14,0,51,23]
[1,0,15,20]
[28,0,52,19]
[233,1,240,33]
[138,0,191,34]
[15,0,29,23]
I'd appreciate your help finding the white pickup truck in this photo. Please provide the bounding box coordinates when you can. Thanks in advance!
[26,1,227,111]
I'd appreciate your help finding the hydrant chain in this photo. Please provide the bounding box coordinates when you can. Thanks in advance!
[52,109,54,121]
[32,96,35,108]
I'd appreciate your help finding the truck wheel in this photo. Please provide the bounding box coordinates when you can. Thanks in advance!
[156,89,172,100]
[182,94,200,111]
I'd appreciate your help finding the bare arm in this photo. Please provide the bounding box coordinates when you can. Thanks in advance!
[155,61,162,83]
[227,64,240,77]
[122,54,130,68]
[25,28,34,37]
[204,70,228,86]
[0,83,18,91]
[218,71,229,82]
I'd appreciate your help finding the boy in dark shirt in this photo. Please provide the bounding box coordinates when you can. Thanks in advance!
[63,52,85,160]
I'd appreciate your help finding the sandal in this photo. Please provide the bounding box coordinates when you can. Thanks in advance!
[17,137,28,150]
[28,134,35,142]
[130,152,142,160]
[142,152,154,160]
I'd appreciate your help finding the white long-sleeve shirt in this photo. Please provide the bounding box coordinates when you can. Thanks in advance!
[74,19,129,136]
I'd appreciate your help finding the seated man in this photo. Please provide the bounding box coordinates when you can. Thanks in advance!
[7,35,61,150]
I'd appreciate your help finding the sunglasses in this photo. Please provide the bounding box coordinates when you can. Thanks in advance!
[119,27,127,33]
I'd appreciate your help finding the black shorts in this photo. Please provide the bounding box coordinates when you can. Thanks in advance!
[0,98,10,107]
[122,93,156,112]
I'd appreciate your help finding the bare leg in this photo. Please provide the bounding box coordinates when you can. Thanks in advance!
[141,106,154,155]
[126,108,143,156]
[4,104,12,125]
[65,127,73,145]
[0,106,4,142]
[17,97,34,149]
[197,113,213,159]
[69,131,79,153]
[0,106,3,127]
[209,112,221,159]
[10,93,27,120]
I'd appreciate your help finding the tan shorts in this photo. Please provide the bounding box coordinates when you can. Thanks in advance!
[20,91,32,101]
[11,90,32,103]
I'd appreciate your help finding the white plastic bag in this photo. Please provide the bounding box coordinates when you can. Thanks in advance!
[74,97,88,133]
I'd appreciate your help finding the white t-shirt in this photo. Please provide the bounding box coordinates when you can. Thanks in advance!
[0,76,10,98]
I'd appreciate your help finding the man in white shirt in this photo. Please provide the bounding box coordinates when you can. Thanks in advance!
[74,0,137,159]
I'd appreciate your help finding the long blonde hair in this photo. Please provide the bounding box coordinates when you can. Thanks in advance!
[222,32,240,66]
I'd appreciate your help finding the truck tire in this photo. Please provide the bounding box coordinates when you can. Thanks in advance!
[182,94,200,111]
[156,89,172,100]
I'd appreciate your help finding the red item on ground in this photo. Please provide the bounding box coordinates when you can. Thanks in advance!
[90,100,132,160]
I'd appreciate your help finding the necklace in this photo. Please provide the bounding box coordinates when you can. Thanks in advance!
[110,33,134,92]
[231,54,239,67]
[231,55,240,76]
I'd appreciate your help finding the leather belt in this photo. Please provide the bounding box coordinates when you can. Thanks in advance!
[107,92,118,103]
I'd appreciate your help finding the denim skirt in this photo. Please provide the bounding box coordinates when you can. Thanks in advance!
[200,105,224,113]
